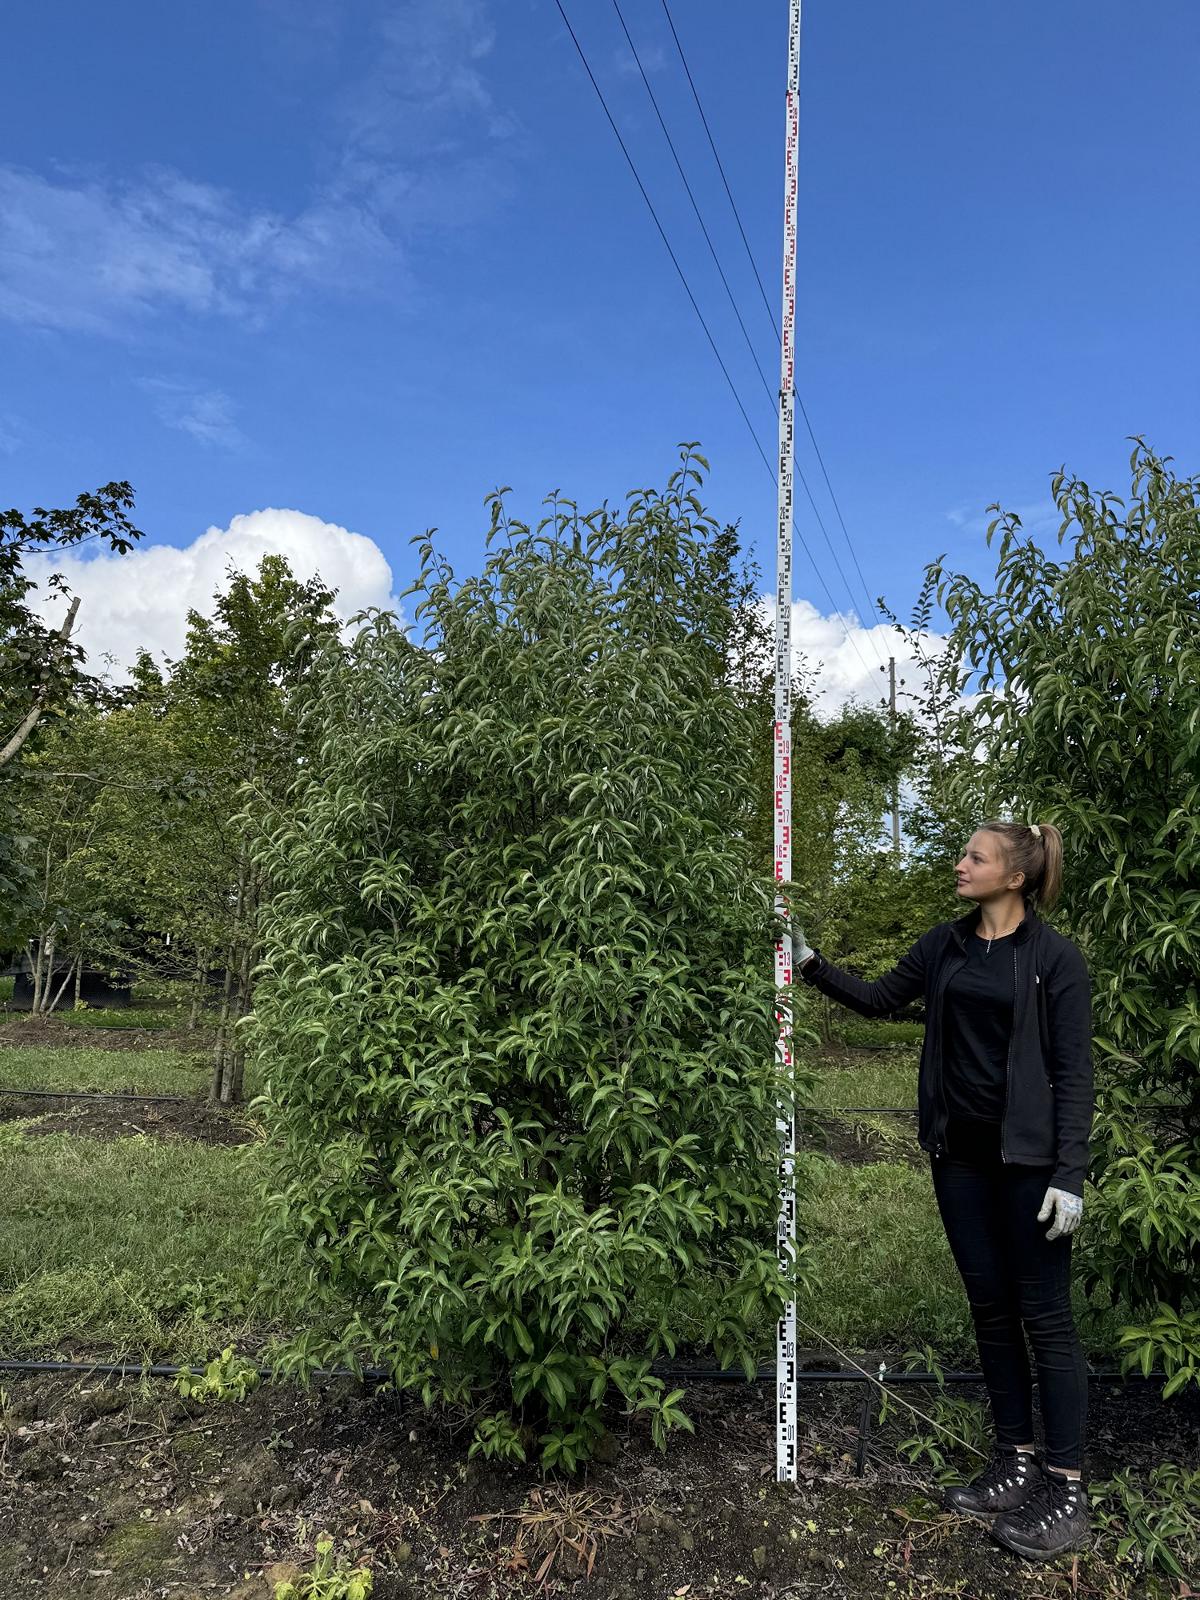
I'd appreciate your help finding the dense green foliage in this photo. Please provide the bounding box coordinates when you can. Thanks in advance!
[249,454,805,1466]
[933,441,1200,1392]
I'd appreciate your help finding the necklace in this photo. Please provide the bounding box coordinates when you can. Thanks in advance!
[983,921,1022,955]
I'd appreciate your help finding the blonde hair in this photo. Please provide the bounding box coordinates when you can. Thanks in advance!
[980,820,1063,913]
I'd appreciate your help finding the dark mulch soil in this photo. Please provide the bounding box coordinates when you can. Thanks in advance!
[1,1369,1194,1599]
[0,1096,252,1146]
[0,1017,212,1053]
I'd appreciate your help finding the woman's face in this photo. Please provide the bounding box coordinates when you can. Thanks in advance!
[955,830,1024,902]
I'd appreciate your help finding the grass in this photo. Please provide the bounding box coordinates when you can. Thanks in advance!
[838,1019,925,1050]
[0,1003,201,1031]
[808,1051,918,1110]
[0,1133,267,1360]
[0,1045,211,1097]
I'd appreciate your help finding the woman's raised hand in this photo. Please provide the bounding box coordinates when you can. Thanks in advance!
[786,919,816,969]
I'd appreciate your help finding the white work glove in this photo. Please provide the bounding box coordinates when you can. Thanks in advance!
[1038,1187,1083,1241]
[786,918,816,969]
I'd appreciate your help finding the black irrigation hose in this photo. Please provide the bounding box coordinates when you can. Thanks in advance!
[0,1357,1166,1384]
[0,1087,193,1105]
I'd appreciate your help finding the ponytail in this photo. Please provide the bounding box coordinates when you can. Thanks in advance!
[981,819,1063,913]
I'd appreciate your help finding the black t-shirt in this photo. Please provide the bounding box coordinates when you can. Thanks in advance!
[942,930,1015,1126]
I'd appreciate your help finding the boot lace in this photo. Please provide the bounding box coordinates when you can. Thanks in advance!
[973,1447,1033,1501]
[1011,1470,1082,1532]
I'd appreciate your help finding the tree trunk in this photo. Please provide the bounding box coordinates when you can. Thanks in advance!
[33,926,56,1015]
[211,848,250,1104]
[188,949,206,1032]
[227,867,263,1104]
[47,954,79,1015]
[0,598,80,770]
[74,955,83,1009]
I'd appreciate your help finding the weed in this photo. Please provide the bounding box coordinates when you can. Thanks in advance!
[1091,1461,1200,1579]
[473,1486,636,1584]
[273,1534,372,1600]
[175,1346,261,1404]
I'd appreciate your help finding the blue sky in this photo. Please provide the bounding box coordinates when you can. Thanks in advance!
[3,0,1197,702]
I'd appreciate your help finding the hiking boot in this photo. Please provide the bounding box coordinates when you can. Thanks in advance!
[992,1468,1089,1560]
[943,1446,1041,1520]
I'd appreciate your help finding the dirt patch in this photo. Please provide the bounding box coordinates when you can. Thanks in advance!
[0,1016,212,1053]
[0,1095,254,1146]
[803,1114,923,1169]
[0,1370,1194,1598]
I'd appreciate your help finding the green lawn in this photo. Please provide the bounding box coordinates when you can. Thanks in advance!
[0,1133,268,1360]
[808,1051,918,1110]
[0,1045,211,1097]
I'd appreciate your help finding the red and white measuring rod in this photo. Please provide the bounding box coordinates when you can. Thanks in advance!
[774,0,802,1485]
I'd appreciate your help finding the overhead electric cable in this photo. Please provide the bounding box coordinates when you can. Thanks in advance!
[660,0,888,655]
[611,0,877,659]
[553,0,871,673]
[660,0,781,344]
[793,389,887,636]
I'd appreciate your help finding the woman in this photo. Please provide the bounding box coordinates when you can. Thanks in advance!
[793,821,1092,1561]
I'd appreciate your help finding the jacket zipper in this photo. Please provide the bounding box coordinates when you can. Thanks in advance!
[1000,942,1017,1163]
[932,954,960,1158]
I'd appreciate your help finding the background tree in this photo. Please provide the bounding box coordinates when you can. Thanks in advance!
[167,555,344,1101]
[250,451,805,1467]
[1,483,143,944]
[1,483,142,770]
[932,440,1200,1393]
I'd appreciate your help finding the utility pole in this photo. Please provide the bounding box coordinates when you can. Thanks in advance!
[889,656,901,853]
[773,0,802,1486]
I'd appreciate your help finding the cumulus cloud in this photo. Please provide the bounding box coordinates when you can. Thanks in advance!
[768,596,947,716]
[22,509,402,680]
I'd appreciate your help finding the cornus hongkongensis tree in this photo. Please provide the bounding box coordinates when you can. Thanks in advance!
[931,441,1200,1396]
[248,449,809,1469]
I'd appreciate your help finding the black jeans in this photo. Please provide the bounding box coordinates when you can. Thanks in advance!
[931,1123,1088,1470]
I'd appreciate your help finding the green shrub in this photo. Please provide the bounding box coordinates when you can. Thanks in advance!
[249,452,808,1466]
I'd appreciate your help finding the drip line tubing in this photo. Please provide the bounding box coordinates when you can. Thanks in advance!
[0,1087,193,1105]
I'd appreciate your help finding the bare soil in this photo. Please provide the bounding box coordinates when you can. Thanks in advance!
[1,1369,1194,1599]
[0,1096,252,1146]
[801,1115,923,1169]
[0,1017,212,1053]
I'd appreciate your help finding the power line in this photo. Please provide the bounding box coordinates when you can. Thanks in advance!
[553,0,876,675]
[660,0,781,345]
[794,389,886,634]
[659,0,888,654]
[611,0,877,661]
[553,0,872,675]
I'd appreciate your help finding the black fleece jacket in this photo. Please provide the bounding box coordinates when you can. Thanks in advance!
[800,904,1093,1195]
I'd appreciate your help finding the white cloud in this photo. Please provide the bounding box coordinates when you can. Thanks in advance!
[0,412,22,454]
[945,497,1059,541]
[765,595,948,716]
[23,509,402,679]
[0,2,514,335]
[614,42,667,77]
[139,381,245,451]
[0,164,398,334]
